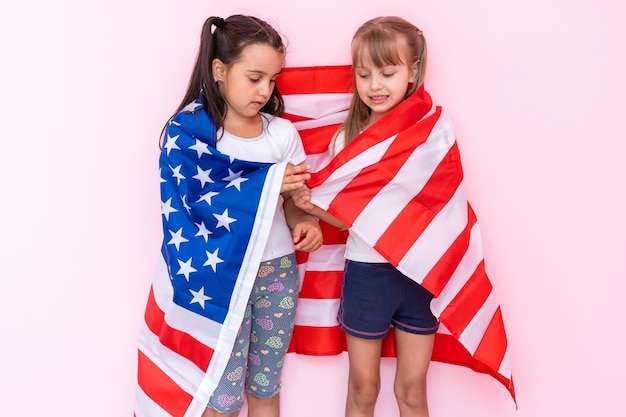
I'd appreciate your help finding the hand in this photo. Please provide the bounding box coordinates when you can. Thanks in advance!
[292,216,323,252]
[291,184,315,212]
[281,162,311,193]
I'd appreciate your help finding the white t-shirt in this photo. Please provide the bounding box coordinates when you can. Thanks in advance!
[216,113,306,261]
[328,131,387,263]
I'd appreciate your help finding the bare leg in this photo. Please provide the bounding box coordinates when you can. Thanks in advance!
[393,328,435,417]
[246,392,280,417]
[345,334,383,417]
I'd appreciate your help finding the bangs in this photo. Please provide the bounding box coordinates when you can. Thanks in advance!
[352,30,404,67]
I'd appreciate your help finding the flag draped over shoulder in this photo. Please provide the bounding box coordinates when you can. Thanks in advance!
[135,97,287,417]
[278,66,515,401]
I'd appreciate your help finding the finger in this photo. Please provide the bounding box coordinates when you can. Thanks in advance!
[281,182,305,193]
[285,172,311,183]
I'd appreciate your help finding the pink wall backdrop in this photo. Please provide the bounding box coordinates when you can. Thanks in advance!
[1,0,624,416]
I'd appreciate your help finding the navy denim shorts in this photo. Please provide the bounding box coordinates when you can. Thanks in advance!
[337,260,439,339]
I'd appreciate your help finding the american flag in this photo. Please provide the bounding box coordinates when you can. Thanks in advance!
[278,66,515,401]
[135,97,289,417]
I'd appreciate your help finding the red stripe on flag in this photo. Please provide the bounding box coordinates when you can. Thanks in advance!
[282,113,314,123]
[299,270,343,298]
[474,307,508,372]
[431,332,515,401]
[431,333,474,365]
[144,286,214,371]
[299,124,344,154]
[295,250,309,265]
[277,66,353,95]
[421,204,477,296]
[375,138,464,266]
[137,350,192,417]
[319,221,349,244]
[440,261,492,333]
[288,325,347,355]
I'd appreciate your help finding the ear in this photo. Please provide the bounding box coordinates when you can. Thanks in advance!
[410,60,419,83]
[212,58,226,82]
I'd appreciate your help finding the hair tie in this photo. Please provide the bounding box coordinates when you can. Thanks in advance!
[214,17,225,29]
[416,29,423,36]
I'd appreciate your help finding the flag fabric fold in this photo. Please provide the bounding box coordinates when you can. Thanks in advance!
[278,66,515,401]
[135,96,287,417]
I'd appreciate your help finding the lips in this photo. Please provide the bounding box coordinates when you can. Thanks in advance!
[369,95,388,104]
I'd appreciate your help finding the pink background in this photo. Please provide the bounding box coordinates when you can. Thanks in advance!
[1,0,625,416]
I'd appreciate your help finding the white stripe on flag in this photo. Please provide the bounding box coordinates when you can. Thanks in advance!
[303,244,346,271]
[293,110,349,130]
[295,298,341,326]
[284,93,351,119]
[430,222,485,317]
[437,322,453,335]
[460,290,500,354]
[397,184,469,285]
[305,152,331,173]
[499,345,513,378]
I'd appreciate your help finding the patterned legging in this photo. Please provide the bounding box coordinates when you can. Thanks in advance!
[207,253,299,413]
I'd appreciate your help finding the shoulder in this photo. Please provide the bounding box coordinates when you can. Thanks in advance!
[168,95,217,145]
[329,129,346,157]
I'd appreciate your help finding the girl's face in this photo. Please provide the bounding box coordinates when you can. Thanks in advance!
[354,39,417,126]
[213,43,284,124]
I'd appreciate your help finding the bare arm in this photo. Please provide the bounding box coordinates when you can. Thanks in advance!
[283,194,323,252]
[290,185,347,230]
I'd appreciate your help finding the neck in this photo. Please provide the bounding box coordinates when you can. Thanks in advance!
[223,112,263,138]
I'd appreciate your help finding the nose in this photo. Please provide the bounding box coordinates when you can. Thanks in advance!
[370,74,383,90]
[259,80,273,98]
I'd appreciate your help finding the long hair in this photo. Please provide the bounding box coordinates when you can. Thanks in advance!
[341,16,427,146]
[161,15,286,145]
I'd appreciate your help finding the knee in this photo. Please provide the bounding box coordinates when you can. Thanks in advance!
[394,381,428,411]
[350,379,380,408]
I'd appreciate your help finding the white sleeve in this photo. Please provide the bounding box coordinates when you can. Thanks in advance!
[328,130,346,158]
[282,119,307,164]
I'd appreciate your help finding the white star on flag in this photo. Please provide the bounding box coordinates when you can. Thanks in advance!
[167,227,189,251]
[213,209,236,231]
[161,197,178,221]
[203,248,224,272]
[195,221,212,242]
[182,100,202,112]
[181,195,191,213]
[193,166,214,187]
[189,287,212,308]
[189,139,212,158]
[163,134,180,155]
[176,257,197,281]
[223,168,248,191]
[197,191,219,205]
[169,164,186,185]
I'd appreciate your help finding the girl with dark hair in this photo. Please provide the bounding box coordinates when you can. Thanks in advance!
[138,14,322,417]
